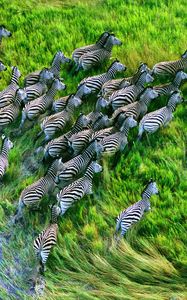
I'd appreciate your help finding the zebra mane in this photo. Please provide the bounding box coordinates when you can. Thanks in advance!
[134,70,146,85]
[107,59,119,71]
[141,179,153,197]
[96,31,110,44]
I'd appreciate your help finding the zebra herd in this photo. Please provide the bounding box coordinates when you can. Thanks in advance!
[0,28,187,278]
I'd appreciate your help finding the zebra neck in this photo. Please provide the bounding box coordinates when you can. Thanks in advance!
[50,58,61,78]
[173,75,182,88]
[10,74,19,85]
[167,102,177,112]
[83,145,95,160]
[140,197,150,208]
[103,40,113,52]
[139,96,151,107]
[84,168,94,180]
[45,87,57,102]
[141,188,152,200]
[121,125,130,137]
[107,68,118,79]
[1,145,9,158]
[75,88,84,98]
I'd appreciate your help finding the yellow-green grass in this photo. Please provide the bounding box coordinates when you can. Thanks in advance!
[0,0,187,299]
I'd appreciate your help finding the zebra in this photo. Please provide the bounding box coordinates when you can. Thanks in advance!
[77,34,122,71]
[14,159,64,222]
[0,61,7,72]
[55,140,103,188]
[39,94,82,143]
[0,66,21,109]
[115,180,158,240]
[152,50,187,77]
[138,91,183,140]
[153,70,187,96]
[108,70,154,110]
[72,31,110,65]
[0,89,27,130]
[0,25,12,43]
[78,60,126,94]
[52,83,91,113]
[24,68,54,103]
[24,51,70,87]
[111,87,159,126]
[43,113,91,161]
[0,135,13,180]
[99,62,151,99]
[100,116,137,154]
[19,79,66,129]
[56,161,102,215]
[33,204,61,273]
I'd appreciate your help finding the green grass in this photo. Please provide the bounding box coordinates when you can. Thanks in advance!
[0,0,187,299]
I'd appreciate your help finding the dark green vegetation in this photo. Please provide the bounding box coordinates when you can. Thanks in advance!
[0,0,187,299]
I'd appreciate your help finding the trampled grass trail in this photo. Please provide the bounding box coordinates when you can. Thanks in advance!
[0,0,187,299]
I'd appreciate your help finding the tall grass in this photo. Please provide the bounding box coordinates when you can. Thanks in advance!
[0,0,187,299]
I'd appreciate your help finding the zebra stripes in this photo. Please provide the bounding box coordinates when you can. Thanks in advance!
[0,25,12,43]
[153,50,187,76]
[24,51,70,87]
[57,161,102,215]
[78,34,122,71]
[109,71,154,110]
[0,135,13,180]
[153,70,187,96]
[138,91,183,139]
[20,79,66,129]
[25,68,54,102]
[115,180,159,239]
[72,31,110,65]
[43,113,91,160]
[79,60,126,94]
[0,66,21,108]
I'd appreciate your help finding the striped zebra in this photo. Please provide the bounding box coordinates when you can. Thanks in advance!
[72,31,110,65]
[99,62,151,99]
[111,87,159,126]
[52,83,91,113]
[0,61,7,72]
[43,113,91,161]
[55,140,103,188]
[78,60,126,94]
[33,204,61,272]
[24,51,70,87]
[14,159,64,222]
[109,70,154,110]
[115,180,159,239]
[0,89,27,130]
[39,94,82,143]
[100,116,137,154]
[138,91,183,139]
[0,135,13,180]
[152,50,187,76]
[24,68,54,102]
[77,34,122,71]
[57,161,102,215]
[0,66,21,109]
[19,79,66,129]
[0,25,12,43]
[153,70,187,96]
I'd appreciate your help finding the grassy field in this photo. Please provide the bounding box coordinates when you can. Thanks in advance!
[0,0,187,299]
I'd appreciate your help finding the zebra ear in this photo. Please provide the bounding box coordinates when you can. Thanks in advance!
[1,134,6,140]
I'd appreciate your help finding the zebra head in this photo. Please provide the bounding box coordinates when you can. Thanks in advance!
[0,25,12,38]
[1,135,14,150]
[108,60,126,73]
[140,87,159,101]
[77,83,92,96]
[120,116,137,132]
[77,113,92,128]
[168,91,184,106]
[175,70,187,81]
[67,94,82,109]
[144,71,154,84]
[0,61,7,72]
[89,161,103,174]
[52,78,66,91]
[106,34,122,46]
[93,140,104,159]
[181,50,187,59]
[95,98,109,111]
[11,66,21,79]
[39,68,54,83]
[16,88,28,104]
[56,50,71,64]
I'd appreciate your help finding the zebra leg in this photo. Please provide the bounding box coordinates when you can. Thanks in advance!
[12,200,25,224]
[19,111,27,130]
[137,125,144,141]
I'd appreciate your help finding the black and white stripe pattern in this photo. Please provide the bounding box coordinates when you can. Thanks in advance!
[24,51,70,87]
[78,34,122,71]
[153,70,187,96]
[100,116,137,154]
[52,83,91,113]
[40,94,82,142]
[43,114,91,160]
[57,161,102,215]
[24,68,54,102]
[152,50,187,76]
[0,66,21,108]
[115,180,159,239]
[79,60,126,94]
[138,91,183,139]
[55,140,103,188]
[0,135,13,180]
[72,32,110,65]
[111,87,159,126]
[20,79,66,129]
[109,71,154,110]
[33,204,61,269]
[0,25,12,43]
[0,89,27,129]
